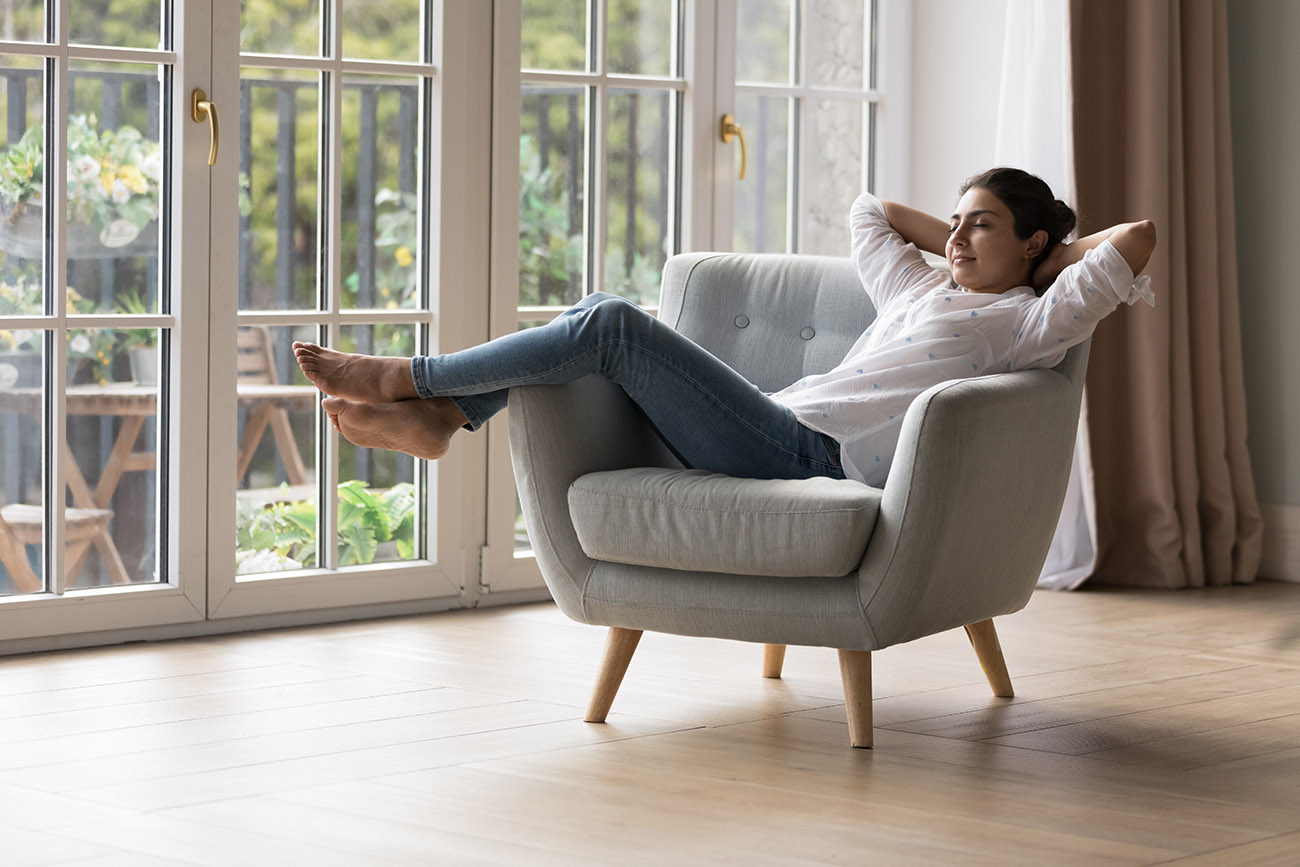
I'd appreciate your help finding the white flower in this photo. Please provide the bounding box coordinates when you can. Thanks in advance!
[111,179,131,204]
[12,329,33,346]
[70,333,91,354]
[236,548,303,575]
[72,155,101,181]
[140,151,163,182]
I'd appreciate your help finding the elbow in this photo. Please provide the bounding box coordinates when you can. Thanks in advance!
[1134,219,1157,252]
[1117,219,1157,276]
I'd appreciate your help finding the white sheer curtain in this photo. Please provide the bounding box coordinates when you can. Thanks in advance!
[992,0,1094,590]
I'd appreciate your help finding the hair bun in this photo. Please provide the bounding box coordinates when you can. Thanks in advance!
[1054,199,1077,240]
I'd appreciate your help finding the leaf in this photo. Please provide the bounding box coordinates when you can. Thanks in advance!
[339,522,377,565]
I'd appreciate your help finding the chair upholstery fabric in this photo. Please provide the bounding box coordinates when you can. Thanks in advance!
[509,253,1089,652]
[569,468,883,577]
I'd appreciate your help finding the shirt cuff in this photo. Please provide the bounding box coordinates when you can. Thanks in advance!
[1127,274,1155,307]
[1099,240,1155,308]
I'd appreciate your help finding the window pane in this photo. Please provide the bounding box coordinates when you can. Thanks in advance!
[800,98,860,256]
[0,57,45,300]
[341,75,421,312]
[605,89,671,305]
[608,0,674,77]
[337,324,417,567]
[238,68,320,312]
[732,94,789,253]
[69,0,161,50]
[0,335,43,596]
[805,0,865,89]
[0,2,44,44]
[240,0,322,56]
[736,0,791,85]
[522,0,588,72]
[65,62,164,314]
[235,324,318,576]
[65,329,160,587]
[519,86,585,307]
[342,0,420,63]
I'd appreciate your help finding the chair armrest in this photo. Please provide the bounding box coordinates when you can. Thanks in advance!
[508,375,680,622]
[857,366,1083,647]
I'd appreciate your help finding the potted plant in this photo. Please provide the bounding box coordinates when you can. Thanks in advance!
[115,289,158,384]
[0,114,162,260]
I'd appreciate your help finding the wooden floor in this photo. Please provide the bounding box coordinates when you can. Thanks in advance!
[2,582,1300,865]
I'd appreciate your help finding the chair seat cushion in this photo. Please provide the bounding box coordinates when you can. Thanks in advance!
[568,468,882,577]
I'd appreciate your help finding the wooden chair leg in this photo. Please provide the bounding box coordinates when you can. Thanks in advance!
[964,618,1014,697]
[235,404,274,486]
[837,649,873,749]
[762,644,786,678]
[269,407,310,485]
[585,627,643,723]
[0,530,41,593]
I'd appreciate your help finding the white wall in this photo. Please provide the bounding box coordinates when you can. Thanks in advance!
[906,0,1008,217]
[1228,0,1300,580]
[1228,0,1300,508]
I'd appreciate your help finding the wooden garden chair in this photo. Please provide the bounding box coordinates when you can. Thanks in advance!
[235,325,310,490]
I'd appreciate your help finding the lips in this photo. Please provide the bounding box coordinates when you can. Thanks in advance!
[952,256,974,267]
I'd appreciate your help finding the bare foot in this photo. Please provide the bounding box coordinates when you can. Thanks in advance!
[293,342,419,402]
[320,396,468,460]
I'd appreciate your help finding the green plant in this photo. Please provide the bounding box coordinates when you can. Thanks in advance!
[342,187,420,310]
[0,267,42,317]
[235,481,416,573]
[114,288,157,350]
[518,134,584,307]
[0,114,162,243]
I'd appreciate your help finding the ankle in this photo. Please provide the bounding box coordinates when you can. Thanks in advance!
[381,357,419,401]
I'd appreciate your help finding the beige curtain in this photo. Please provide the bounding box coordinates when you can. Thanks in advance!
[1069,0,1262,587]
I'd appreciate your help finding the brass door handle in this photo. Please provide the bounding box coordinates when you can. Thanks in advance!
[721,114,746,180]
[191,89,219,166]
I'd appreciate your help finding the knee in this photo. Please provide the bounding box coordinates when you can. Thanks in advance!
[581,293,645,327]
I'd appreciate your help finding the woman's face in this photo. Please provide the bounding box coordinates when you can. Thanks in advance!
[946,187,1045,294]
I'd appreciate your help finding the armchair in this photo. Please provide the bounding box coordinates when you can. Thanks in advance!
[509,253,1089,748]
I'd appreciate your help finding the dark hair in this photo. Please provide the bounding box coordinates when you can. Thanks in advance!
[960,167,1076,267]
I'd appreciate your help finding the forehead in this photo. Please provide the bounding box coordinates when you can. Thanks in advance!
[952,187,1010,219]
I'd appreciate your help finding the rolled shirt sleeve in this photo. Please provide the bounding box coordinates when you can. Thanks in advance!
[1010,240,1155,369]
[850,192,943,310]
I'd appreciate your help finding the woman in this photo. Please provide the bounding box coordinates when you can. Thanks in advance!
[293,167,1156,486]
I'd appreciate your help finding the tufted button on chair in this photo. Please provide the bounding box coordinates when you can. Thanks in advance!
[509,252,1090,748]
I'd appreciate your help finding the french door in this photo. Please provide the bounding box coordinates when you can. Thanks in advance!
[202,0,473,618]
[0,0,213,639]
[483,0,896,592]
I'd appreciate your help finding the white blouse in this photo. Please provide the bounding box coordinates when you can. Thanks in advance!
[770,191,1154,487]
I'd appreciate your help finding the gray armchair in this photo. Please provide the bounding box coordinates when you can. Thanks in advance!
[509,253,1089,748]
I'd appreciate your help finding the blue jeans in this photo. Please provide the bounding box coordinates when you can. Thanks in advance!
[410,293,844,480]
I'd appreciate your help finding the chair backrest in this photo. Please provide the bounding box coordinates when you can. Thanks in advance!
[236,325,280,386]
[659,253,874,394]
[660,252,1085,390]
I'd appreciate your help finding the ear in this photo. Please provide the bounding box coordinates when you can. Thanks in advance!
[1024,229,1049,260]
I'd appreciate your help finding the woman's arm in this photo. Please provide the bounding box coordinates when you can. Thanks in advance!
[881,201,951,257]
[1033,220,1157,289]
